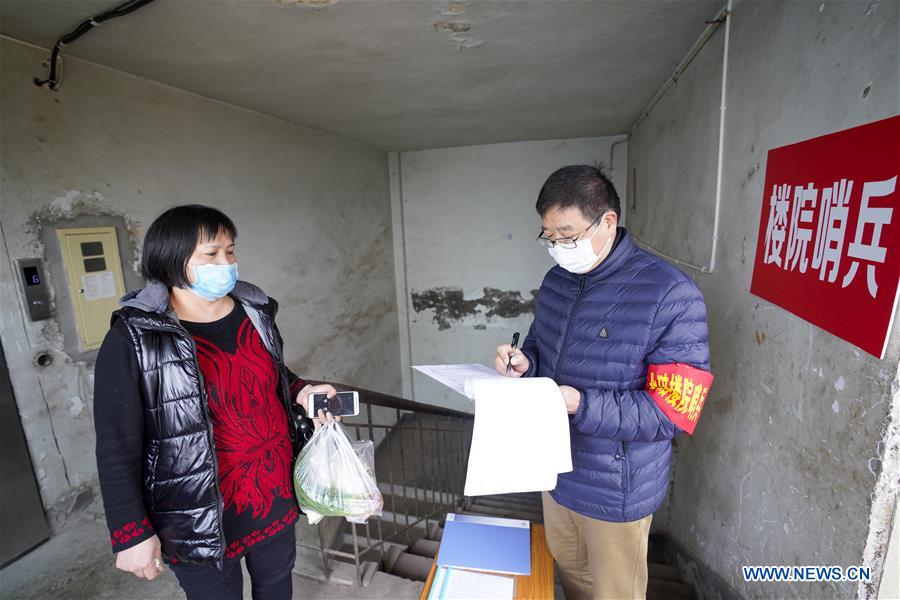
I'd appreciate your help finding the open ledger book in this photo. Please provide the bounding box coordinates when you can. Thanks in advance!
[413,364,572,496]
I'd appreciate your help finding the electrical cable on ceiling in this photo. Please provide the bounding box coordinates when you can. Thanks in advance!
[628,0,733,274]
[33,0,157,90]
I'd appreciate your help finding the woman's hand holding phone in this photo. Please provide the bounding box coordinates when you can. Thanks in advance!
[295,383,342,429]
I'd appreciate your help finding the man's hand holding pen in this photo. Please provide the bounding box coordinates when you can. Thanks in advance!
[494,333,580,413]
[495,339,529,378]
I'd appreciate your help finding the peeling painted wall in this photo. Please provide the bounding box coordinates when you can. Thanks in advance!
[0,38,401,528]
[411,287,538,331]
[627,2,899,598]
[396,136,627,412]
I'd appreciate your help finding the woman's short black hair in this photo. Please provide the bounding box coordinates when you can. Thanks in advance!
[535,164,620,219]
[141,205,237,288]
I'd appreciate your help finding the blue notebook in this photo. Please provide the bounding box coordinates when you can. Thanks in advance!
[436,513,531,575]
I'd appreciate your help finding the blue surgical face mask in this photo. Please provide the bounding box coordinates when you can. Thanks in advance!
[186,263,238,301]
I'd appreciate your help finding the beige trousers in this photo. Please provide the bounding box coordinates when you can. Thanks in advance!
[542,492,652,600]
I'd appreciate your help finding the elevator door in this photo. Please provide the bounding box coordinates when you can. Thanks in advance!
[0,342,50,565]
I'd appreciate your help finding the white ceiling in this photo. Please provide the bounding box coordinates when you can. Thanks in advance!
[0,0,723,151]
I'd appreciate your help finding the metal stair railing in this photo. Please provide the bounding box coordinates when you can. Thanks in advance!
[297,383,474,586]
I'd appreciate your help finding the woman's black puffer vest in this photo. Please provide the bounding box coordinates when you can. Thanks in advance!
[112,281,312,569]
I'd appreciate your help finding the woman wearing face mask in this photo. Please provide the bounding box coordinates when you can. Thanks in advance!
[93,204,336,600]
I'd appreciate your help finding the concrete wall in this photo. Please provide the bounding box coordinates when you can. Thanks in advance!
[627,2,899,598]
[0,37,401,527]
[877,499,899,599]
[395,137,627,412]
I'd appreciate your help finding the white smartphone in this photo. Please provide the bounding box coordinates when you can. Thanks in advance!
[308,391,360,417]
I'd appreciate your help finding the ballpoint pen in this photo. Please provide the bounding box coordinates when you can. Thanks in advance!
[505,331,520,376]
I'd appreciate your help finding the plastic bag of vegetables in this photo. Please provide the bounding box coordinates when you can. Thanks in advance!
[294,421,383,524]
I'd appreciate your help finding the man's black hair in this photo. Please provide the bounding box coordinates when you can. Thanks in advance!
[535,164,621,219]
[141,204,237,288]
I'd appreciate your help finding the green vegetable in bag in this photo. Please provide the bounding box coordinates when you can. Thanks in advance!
[294,421,383,524]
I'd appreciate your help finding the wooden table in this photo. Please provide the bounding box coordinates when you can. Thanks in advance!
[419,523,554,600]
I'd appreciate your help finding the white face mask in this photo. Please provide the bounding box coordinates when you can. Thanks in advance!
[548,226,614,274]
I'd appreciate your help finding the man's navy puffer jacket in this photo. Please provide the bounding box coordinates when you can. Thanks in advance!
[520,228,710,522]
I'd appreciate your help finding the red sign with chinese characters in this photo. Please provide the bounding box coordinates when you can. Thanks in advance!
[750,115,900,358]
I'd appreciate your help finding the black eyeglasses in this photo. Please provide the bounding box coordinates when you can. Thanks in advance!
[536,215,602,249]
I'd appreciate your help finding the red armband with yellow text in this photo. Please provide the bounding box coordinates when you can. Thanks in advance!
[646,363,713,435]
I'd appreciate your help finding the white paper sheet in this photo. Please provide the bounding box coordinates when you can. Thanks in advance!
[82,271,116,301]
[440,568,515,600]
[463,376,572,496]
[414,364,573,496]
[413,364,503,399]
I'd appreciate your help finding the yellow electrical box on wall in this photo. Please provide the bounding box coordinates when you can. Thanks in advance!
[57,227,126,351]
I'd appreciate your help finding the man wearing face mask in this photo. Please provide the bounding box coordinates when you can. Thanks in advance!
[494,165,712,600]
